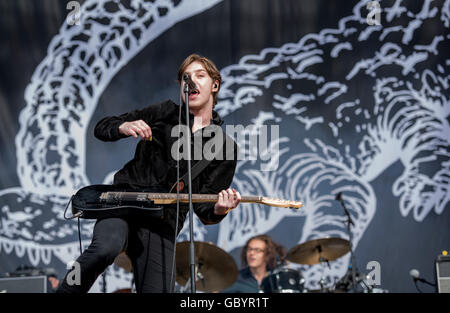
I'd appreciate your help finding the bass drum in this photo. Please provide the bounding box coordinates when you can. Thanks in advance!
[261,267,305,293]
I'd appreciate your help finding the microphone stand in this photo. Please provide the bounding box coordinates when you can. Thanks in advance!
[336,192,360,292]
[412,279,423,293]
[183,75,196,293]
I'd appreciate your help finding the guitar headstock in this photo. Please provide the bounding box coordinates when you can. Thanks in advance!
[259,197,303,209]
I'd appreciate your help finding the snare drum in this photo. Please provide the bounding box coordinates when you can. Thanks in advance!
[261,267,305,293]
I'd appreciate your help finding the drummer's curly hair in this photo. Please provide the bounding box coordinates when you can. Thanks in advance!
[240,234,287,271]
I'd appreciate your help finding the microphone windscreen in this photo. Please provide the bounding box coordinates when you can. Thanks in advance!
[409,269,420,278]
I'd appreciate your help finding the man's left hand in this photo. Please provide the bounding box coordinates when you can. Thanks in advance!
[214,188,241,215]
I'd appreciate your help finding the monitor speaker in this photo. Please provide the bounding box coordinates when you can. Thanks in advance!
[436,255,450,293]
[0,275,48,293]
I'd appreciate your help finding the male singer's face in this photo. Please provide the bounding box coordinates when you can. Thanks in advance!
[181,61,217,111]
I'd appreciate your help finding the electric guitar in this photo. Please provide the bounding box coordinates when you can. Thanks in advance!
[69,184,303,219]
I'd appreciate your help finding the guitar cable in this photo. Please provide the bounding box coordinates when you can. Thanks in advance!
[63,195,83,256]
[77,217,82,256]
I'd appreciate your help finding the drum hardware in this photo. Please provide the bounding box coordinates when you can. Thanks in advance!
[334,268,388,293]
[330,192,385,293]
[273,191,382,293]
[318,255,331,292]
[181,263,205,293]
[261,266,305,293]
[286,237,351,292]
[334,266,367,293]
[286,237,350,265]
[280,191,387,293]
[335,192,361,292]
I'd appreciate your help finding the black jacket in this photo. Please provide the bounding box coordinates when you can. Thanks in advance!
[221,267,260,293]
[94,99,238,238]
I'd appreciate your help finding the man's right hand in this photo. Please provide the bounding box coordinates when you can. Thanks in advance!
[118,120,152,140]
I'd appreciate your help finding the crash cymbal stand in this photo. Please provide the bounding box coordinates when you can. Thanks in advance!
[317,247,331,293]
[336,192,360,292]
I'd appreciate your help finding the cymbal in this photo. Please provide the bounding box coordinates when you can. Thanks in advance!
[176,241,238,292]
[114,252,133,272]
[286,238,350,265]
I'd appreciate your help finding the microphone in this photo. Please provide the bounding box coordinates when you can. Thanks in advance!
[182,73,197,91]
[410,269,423,281]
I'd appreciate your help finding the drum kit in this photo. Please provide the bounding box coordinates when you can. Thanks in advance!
[260,237,374,293]
[112,236,384,293]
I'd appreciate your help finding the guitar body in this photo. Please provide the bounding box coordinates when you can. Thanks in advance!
[71,184,164,219]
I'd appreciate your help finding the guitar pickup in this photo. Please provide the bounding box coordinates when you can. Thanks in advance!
[136,194,147,202]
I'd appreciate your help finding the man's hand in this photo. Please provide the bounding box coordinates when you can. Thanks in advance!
[214,188,241,215]
[118,120,152,140]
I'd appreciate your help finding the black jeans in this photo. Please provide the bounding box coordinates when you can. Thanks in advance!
[56,216,175,293]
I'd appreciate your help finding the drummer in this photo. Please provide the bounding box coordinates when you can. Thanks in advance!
[222,234,286,293]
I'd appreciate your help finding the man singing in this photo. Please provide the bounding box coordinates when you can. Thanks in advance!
[57,54,240,293]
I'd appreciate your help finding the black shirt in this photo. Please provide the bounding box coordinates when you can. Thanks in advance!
[221,267,261,293]
[94,99,238,238]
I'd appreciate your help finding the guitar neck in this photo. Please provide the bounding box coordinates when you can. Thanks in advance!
[101,192,262,205]
[99,191,302,209]
[159,193,263,204]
